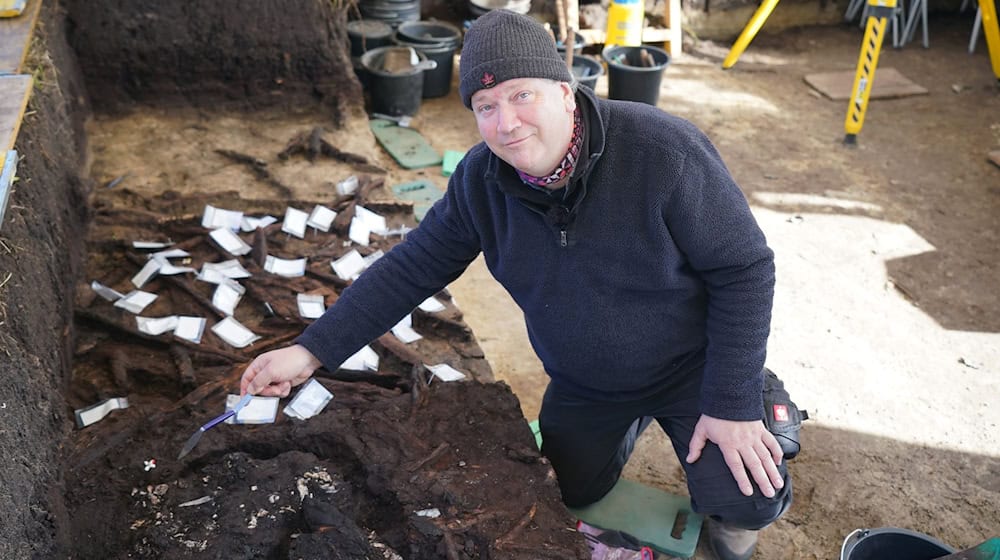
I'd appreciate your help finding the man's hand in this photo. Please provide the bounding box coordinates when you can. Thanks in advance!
[686,414,784,498]
[240,345,322,397]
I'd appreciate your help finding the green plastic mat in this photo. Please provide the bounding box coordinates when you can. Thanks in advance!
[528,419,703,558]
[370,119,441,169]
[441,149,465,177]
[937,538,1000,560]
[391,180,443,222]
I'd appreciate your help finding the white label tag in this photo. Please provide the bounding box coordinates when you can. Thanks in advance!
[136,315,179,335]
[418,296,446,313]
[391,314,422,344]
[282,207,309,239]
[174,316,207,343]
[154,256,195,276]
[91,281,124,302]
[133,240,173,249]
[211,316,260,348]
[240,215,278,232]
[114,290,158,314]
[426,363,466,383]
[212,279,245,316]
[198,260,251,284]
[209,228,252,256]
[336,175,359,195]
[264,255,307,277]
[307,205,337,232]
[202,205,244,230]
[362,250,385,268]
[296,293,326,319]
[224,394,279,424]
[355,206,387,233]
[151,248,190,260]
[75,397,129,428]
[340,345,379,371]
[331,249,366,280]
[348,216,371,246]
[131,259,162,289]
[283,379,334,420]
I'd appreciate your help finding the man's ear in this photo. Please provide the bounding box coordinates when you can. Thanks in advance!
[559,81,576,112]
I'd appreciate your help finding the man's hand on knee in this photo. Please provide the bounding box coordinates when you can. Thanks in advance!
[686,414,785,498]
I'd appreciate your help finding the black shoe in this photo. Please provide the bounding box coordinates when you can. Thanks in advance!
[707,519,759,560]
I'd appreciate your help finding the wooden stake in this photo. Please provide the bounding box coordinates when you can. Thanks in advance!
[565,27,575,69]
[555,0,567,43]
[562,0,576,70]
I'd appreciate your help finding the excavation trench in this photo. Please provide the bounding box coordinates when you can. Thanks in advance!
[1,1,588,558]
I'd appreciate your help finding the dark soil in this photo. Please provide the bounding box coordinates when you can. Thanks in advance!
[63,0,360,120]
[62,189,587,559]
[3,3,589,558]
[7,1,996,558]
[66,375,585,559]
[0,2,89,557]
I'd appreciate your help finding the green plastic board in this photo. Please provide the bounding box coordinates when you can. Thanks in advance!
[391,179,443,222]
[529,419,703,558]
[937,538,1000,560]
[370,119,442,170]
[441,149,465,177]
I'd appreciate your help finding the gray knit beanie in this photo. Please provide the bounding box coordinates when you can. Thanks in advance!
[459,10,572,109]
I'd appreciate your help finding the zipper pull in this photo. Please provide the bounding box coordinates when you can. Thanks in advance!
[560,230,568,247]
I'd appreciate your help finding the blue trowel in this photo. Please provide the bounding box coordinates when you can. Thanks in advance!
[176,393,253,460]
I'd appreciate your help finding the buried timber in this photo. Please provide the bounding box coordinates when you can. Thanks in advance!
[64,187,588,559]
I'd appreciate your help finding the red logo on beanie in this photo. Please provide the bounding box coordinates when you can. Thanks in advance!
[481,72,496,88]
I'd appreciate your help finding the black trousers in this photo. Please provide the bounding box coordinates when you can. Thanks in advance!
[538,370,793,530]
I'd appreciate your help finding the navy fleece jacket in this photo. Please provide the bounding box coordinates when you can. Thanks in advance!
[296,87,775,421]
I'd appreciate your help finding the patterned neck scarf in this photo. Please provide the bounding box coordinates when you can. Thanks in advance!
[517,107,584,188]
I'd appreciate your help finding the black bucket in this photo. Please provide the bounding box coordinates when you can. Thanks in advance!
[358,0,420,27]
[840,528,956,560]
[602,45,670,105]
[571,55,604,90]
[396,20,462,49]
[360,46,436,116]
[555,31,586,58]
[346,19,394,58]
[392,25,460,98]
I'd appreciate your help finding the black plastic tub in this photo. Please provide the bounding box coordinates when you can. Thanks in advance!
[840,527,956,560]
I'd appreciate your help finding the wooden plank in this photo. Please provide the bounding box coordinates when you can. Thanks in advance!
[804,68,929,101]
[0,74,32,152]
[663,0,683,58]
[0,0,41,74]
[0,149,16,231]
[580,26,679,46]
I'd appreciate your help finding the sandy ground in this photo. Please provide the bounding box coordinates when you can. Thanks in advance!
[83,15,999,559]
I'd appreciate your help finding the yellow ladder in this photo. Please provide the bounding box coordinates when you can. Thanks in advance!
[843,0,897,144]
[844,0,1000,143]
[722,0,781,69]
[979,0,1000,81]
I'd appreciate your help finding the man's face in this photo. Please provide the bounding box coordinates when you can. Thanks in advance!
[470,78,576,178]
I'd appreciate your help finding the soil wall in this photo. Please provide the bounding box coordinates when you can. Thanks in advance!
[62,0,362,118]
[0,2,91,558]
[2,1,363,555]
